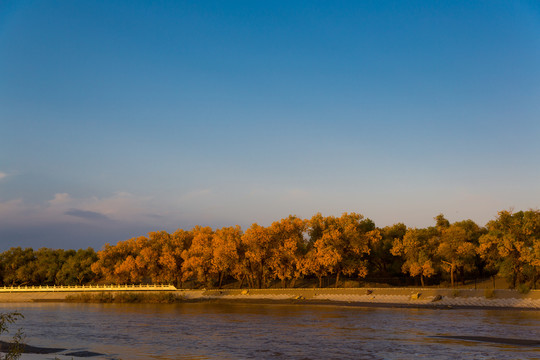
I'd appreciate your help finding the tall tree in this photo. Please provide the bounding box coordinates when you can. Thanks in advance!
[158,229,193,287]
[211,226,242,288]
[437,224,476,287]
[391,226,439,287]
[0,248,35,286]
[181,226,214,287]
[370,223,407,277]
[242,224,274,288]
[267,216,307,288]
[479,210,540,288]
[56,248,98,285]
[307,213,380,287]
[91,238,141,284]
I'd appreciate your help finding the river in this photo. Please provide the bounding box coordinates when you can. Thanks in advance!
[1,302,539,359]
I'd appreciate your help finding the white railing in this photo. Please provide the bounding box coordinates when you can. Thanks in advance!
[0,284,177,292]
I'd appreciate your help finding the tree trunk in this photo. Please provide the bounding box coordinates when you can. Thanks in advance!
[450,266,454,288]
[259,261,265,289]
[492,275,496,289]
[335,271,340,288]
[239,274,245,289]
[420,274,425,287]
[318,275,323,288]
[218,272,224,289]
[290,277,297,288]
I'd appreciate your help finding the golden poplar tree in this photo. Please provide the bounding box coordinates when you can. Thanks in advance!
[242,224,274,288]
[211,226,242,288]
[267,216,307,288]
[306,213,380,287]
[181,226,214,286]
[391,227,438,287]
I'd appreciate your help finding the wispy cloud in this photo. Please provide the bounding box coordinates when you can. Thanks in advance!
[0,191,181,248]
[0,192,166,227]
[0,172,7,180]
[64,208,110,221]
[49,193,70,205]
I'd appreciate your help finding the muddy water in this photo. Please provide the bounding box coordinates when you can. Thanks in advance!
[1,302,539,359]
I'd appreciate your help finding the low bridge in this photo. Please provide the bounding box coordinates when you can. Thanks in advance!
[0,284,177,292]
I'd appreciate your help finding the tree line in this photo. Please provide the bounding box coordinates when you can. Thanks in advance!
[1,210,539,290]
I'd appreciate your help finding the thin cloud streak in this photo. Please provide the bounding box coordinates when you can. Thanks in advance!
[64,208,110,221]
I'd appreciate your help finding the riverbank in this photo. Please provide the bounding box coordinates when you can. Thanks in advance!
[194,288,540,310]
[1,287,539,310]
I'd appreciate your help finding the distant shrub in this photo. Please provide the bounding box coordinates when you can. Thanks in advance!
[65,293,92,302]
[65,292,181,303]
[517,284,530,294]
[151,292,181,303]
[115,293,142,303]
[484,289,495,299]
[96,292,114,303]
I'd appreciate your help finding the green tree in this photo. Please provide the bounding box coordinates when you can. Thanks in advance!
[56,248,98,285]
[33,248,72,285]
[0,312,24,360]
[370,223,407,277]
[479,210,540,288]
[391,226,439,287]
[0,248,35,286]
[437,224,476,288]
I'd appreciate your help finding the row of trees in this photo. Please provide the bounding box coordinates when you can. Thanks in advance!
[1,210,539,289]
[0,247,97,286]
[90,213,381,289]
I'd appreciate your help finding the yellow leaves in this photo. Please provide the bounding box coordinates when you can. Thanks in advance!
[357,266,369,278]
[456,242,475,257]
[303,213,374,280]
[478,234,498,257]
[242,223,272,263]
[158,252,176,271]
[211,226,241,275]
[390,239,404,256]
[531,240,540,267]
[408,263,422,277]
[422,261,436,278]
[395,226,440,280]
[437,225,475,271]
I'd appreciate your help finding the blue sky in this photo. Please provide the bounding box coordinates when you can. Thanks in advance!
[1,1,539,250]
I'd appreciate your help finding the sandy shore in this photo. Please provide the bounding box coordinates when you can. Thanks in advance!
[191,288,540,310]
[1,288,538,310]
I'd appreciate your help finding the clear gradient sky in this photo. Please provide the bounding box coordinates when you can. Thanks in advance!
[1,1,539,250]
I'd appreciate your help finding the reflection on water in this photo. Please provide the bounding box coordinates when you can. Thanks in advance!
[1,302,538,359]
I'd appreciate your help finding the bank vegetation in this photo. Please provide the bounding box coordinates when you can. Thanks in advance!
[1,210,539,291]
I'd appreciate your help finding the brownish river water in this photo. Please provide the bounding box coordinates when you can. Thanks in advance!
[1,302,539,359]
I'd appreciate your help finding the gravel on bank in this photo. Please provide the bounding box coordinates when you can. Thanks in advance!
[1,287,539,310]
